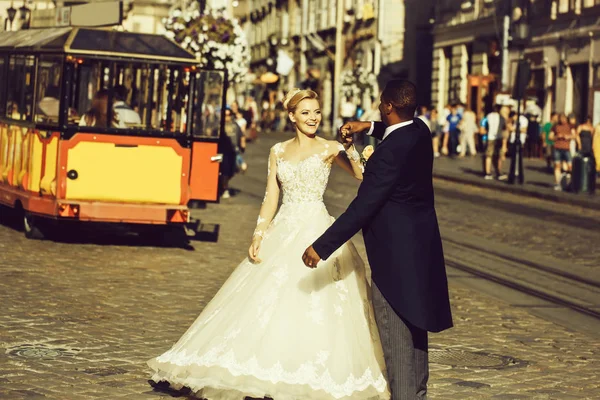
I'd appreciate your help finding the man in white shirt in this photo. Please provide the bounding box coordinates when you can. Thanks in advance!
[340,96,357,124]
[416,106,431,132]
[113,85,141,126]
[482,105,508,180]
[509,111,529,146]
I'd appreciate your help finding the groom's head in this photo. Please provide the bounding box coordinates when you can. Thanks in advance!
[379,80,417,126]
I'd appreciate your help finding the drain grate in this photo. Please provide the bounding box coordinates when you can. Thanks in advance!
[6,344,80,360]
[430,348,524,369]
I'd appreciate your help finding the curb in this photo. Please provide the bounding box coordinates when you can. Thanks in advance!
[433,171,600,211]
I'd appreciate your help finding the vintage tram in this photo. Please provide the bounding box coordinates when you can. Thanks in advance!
[0,27,226,238]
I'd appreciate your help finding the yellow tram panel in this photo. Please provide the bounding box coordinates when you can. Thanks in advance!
[25,132,46,193]
[40,134,59,196]
[0,124,7,183]
[64,140,183,205]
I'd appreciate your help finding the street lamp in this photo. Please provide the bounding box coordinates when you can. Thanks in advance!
[508,0,532,185]
[18,1,31,29]
[5,2,17,31]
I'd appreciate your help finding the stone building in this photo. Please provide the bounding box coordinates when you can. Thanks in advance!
[431,0,600,124]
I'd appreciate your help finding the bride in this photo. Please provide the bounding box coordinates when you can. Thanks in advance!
[147,89,390,400]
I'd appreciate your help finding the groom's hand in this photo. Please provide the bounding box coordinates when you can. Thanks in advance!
[340,121,371,140]
[302,246,321,269]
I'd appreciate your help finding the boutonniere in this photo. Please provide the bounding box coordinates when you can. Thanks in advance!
[360,145,374,166]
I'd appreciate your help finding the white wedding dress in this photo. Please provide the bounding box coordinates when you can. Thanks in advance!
[148,141,390,400]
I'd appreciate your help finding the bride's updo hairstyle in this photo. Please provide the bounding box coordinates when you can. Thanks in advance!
[282,88,319,113]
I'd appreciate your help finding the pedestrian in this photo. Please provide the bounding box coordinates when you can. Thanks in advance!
[551,113,575,191]
[230,101,248,136]
[445,104,462,156]
[220,107,247,199]
[148,88,391,400]
[458,109,478,157]
[341,95,358,143]
[508,107,528,157]
[440,104,451,155]
[576,116,594,156]
[568,113,579,158]
[340,95,357,125]
[525,111,541,159]
[542,112,557,172]
[430,108,442,157]
[482,104,508,180]
[417,105,431,132]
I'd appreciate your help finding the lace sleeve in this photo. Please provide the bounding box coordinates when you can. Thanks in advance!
[333,141,364,179]
[253,145,280,240]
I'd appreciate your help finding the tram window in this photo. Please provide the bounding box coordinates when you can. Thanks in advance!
[137,64,190,134]
[70,62,119,129]
[112,64,143,128]
[35,55,63,125]
[67,60,195,134]
[192,70,225,137]
[6,55,35,122]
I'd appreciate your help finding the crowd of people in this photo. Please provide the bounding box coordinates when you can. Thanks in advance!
[232,92,600,194]
[415,102,600,191]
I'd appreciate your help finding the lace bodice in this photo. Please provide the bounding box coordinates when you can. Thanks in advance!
[272,141,342,205]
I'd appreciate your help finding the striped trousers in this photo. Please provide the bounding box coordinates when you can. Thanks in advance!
[372,283,428,400]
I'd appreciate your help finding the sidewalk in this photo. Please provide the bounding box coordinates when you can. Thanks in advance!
[432,155,600,210]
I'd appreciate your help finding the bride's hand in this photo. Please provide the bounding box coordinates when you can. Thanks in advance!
[339,126,354,147]
[248,237,262,263]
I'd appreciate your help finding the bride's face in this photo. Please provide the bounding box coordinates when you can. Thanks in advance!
[289,99,321,136]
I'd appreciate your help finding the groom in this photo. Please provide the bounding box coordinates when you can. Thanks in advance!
[302,80,453,399]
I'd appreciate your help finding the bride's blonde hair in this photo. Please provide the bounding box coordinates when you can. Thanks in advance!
[282,88,319,113]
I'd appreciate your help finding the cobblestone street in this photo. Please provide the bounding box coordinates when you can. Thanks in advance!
[1,132,599,399]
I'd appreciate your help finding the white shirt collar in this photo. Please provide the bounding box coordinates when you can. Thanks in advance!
[382,120,414,140]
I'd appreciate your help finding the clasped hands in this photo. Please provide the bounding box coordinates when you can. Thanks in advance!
[339,121,371,148]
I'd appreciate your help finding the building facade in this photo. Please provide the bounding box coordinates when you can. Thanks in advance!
[525,0,600,124]
[240,0,435,129]
[430,0,502,119]
[431,0,600,124]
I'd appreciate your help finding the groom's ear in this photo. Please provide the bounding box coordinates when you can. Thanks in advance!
[381,101,393,115]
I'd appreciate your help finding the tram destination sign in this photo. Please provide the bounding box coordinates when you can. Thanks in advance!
[30,2,123,29]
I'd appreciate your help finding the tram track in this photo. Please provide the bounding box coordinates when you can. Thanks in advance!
[443,237,600,289]
[445,260,600,320]
[443,238,600,320]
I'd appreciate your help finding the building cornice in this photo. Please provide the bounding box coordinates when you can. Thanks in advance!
[433,15,497,45]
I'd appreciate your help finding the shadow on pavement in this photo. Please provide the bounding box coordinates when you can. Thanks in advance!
[459,167,485,178]
[526,165,553,174]
[0,205,221,249]
[528,181,554,189]
[148,380,273,399]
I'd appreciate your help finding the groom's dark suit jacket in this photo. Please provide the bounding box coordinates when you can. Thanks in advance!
[313,118,453,332]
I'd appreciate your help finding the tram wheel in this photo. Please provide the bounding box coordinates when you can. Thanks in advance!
[23,212,45,240]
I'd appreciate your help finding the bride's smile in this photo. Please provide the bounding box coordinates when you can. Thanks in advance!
[289,98,322,136]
